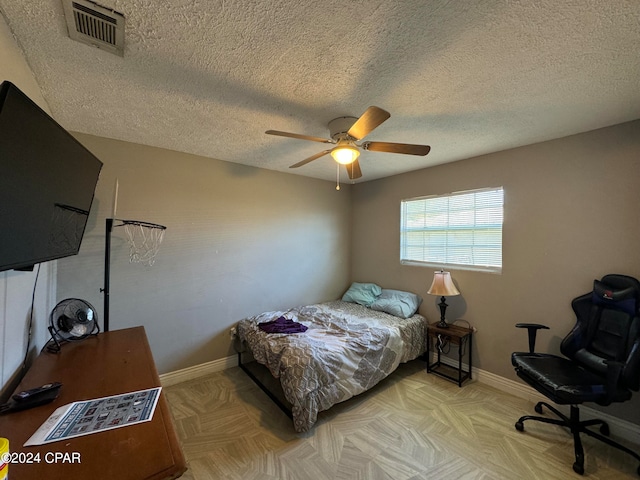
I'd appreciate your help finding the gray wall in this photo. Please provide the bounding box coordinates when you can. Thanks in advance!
[56,134,352,373]
[351,119,640,423]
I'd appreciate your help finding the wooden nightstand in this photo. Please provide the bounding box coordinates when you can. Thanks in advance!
[426,322,473,387]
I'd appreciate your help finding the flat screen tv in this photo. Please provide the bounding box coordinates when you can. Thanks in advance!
[0,81,103,272]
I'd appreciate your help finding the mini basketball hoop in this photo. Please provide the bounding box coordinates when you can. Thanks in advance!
[102,217,167,332]
[122,220,166,266]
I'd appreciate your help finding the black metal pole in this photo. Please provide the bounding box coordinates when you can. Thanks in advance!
[103,218,113,332]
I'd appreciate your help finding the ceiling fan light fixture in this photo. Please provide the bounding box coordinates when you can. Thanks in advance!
[331,144,360,165]
[267,106,430,179]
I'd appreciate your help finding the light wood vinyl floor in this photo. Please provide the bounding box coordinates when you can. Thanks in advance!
[165,361,640,479]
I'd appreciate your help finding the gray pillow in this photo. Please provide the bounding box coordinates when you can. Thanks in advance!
[341,282,382,306]
[370,289,422,318]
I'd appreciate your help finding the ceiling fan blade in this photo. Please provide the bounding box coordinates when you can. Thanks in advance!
[347,106,390,140]
[363,141,431,156]
[266,130,332,144]
[346,159,362,180]
[289,150,331,168]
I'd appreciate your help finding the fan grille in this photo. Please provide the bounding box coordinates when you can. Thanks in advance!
[50,298,99,341]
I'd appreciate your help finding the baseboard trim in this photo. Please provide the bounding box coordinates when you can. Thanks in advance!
[162,353,640,444]
[159,355,236,387]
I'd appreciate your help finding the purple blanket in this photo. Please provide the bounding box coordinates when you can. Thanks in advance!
[258,316,308,334]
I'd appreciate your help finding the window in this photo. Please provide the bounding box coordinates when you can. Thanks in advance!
[400,187,504,273]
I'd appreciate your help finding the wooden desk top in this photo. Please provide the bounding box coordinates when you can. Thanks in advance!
[0,326,186,479]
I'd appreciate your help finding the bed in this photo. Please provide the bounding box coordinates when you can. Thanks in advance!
[235,296,427,432]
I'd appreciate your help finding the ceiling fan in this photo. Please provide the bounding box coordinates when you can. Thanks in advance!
[266,106,431,180]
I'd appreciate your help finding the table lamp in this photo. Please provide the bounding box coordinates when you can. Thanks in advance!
[428,270,460,328]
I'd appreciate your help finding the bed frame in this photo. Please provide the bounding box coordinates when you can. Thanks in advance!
[237,350,293,419]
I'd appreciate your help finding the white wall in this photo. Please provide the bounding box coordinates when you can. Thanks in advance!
[0,13,56,397]
[56,134,352,374]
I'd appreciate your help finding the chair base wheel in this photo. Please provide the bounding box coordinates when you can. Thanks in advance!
[515,404,640,476]
[573,462,584,475]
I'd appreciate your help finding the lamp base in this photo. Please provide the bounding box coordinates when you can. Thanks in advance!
[437,296,450,328]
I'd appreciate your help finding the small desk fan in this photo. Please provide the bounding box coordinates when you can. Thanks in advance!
[47,298,99,352]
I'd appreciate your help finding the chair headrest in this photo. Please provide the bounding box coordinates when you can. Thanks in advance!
[592,278,638,317]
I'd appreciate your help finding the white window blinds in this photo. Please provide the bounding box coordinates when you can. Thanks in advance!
[400,187,504,273]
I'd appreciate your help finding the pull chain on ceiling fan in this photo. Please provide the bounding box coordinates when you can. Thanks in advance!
[265,106,431,180]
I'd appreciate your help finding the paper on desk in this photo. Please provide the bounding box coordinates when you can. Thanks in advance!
[24,387,161,446]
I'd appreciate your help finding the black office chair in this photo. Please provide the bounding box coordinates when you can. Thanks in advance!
[512,274,640,476]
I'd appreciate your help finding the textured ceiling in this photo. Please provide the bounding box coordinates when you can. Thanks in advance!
[1,0,639,182]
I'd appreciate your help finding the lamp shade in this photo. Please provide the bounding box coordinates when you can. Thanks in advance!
[427,270,460,297]
[331,144,360,165]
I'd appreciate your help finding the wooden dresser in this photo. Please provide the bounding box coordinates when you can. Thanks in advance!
[0,326,186,479]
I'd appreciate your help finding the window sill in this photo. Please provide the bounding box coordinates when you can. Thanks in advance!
[400,260,502,274]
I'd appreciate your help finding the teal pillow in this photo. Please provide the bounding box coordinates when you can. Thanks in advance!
[341,282,382,306]
[370,289,423,319]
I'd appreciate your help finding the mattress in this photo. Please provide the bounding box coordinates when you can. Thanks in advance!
[236,300,427,432]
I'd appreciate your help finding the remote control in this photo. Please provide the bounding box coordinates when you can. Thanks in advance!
[12,382,62,402]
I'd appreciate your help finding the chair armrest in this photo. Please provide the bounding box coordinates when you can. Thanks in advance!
[515,323,550,353]
[603,360,624,405]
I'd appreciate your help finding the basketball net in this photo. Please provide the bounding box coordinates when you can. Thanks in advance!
[122,220,166,266]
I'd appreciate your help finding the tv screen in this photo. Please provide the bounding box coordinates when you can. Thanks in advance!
[0,81,103,272]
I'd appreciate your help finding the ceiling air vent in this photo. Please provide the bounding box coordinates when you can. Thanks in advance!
[62,0,125,56]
